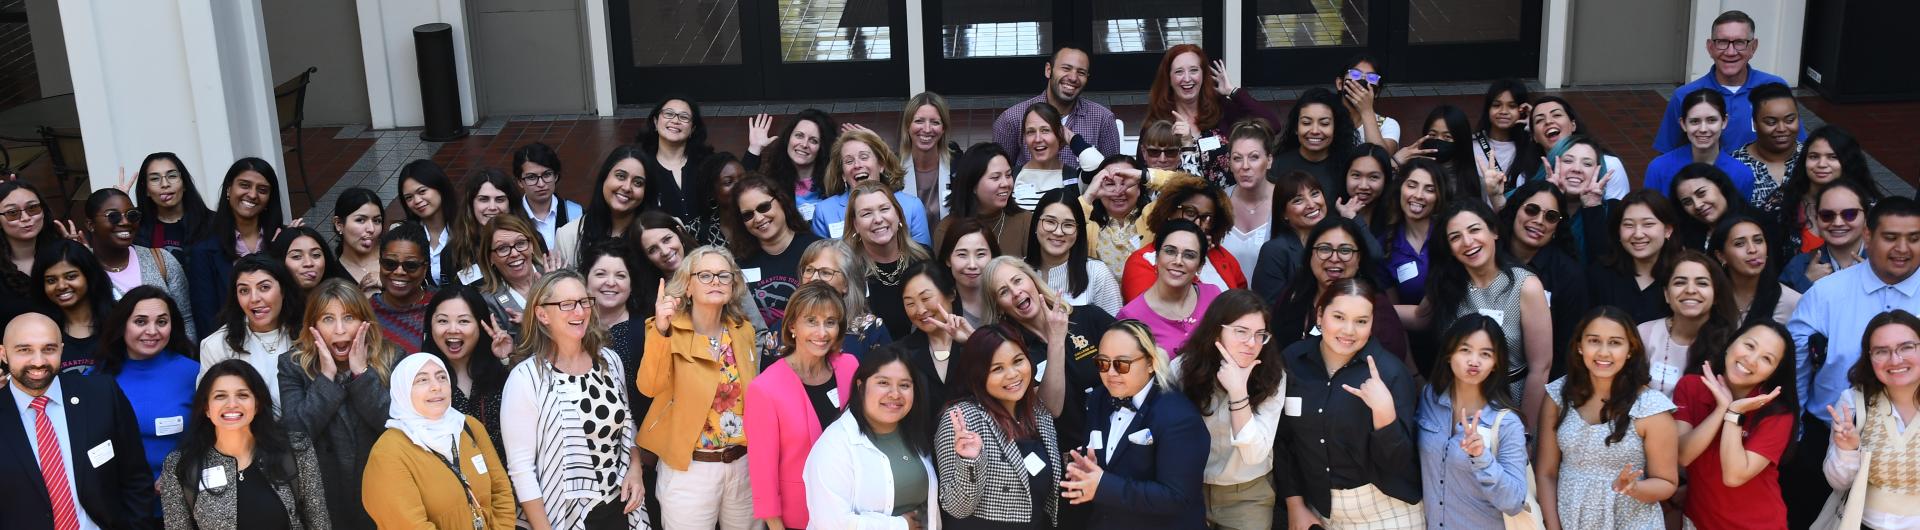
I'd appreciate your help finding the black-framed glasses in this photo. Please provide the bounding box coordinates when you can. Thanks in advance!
[1818,208,1863,223]
[659,110,694,124]
[1346,68,1382,86]
[1143,147,1180,158]
[1521,203,1564,225]
[1094,356,1145,374]
[739,200,776,221]
[100,208,142,226]
[539,297,596,312]
[518,170,558,186]
[380,258,426,273]
[1312,243,1359,261]
[1709,38,1754,51]
[1221,324,1273,345]
[492,238,531,257]
[1037,216,1078,235]
[0,202,44,221]
[694,271,737,285]
[1172,205,1213,225]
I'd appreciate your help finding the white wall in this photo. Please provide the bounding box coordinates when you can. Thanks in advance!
[354,0,478,129]
[1685,0,1805,86]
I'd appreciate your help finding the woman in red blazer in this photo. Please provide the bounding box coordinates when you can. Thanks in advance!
[746,282,860,529]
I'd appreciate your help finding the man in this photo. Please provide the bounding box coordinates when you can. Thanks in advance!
[0,314,155,530]
[1786,196,1920,528]
[992,43,1120,170]
[1653,10,1807,154]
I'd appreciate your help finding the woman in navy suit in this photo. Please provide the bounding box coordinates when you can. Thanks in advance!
[1061,319,1209,529]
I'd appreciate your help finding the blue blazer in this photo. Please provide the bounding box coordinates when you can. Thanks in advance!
[1081,384,1209,530]
[0,374,157,530]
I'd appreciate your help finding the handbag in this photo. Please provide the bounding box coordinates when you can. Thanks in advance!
[1487,409,1546,530]
[1811,390,1871,530]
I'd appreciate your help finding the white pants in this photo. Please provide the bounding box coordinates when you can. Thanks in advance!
[656,457,756,530]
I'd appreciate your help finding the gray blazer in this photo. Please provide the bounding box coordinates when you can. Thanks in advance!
[133,245,198,341]
[277,353,391,530]
[158,436,330,530]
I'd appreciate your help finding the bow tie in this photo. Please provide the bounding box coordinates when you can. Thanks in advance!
[1109,396,1138,412]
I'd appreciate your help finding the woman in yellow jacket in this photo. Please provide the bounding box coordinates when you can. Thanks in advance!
[638,245,762,530]
[363,352,517,529]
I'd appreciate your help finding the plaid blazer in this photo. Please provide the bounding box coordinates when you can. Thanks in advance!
[935,399,1062,525]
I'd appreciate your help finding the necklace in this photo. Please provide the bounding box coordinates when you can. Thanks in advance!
[249,328,290,355]
[103,258,129,273]
[871,259,905,286]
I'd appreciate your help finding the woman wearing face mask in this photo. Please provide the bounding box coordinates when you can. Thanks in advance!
[1780,125,1878,255]
[810,130,933,247]
[1498,180,1590,376]
[1027,188,1123,316]
[423,286,513,458]
[638,96,715,221]
[1143,44,1283,189]
[729,175,821,333]
[1588,190,1684,324]
[447,168,524,285]
[845,180,935,339]
[479,215,549,341]
[1669,163,1752,251]
[159,360,329,530]
[1822,310,1920,530]
[1270,217,1413,362]
[83,188,197,335]
[1514,97,1630,201]
[558,145,654,269]
[1172,290,1286,530]
[940,219,1001,325]
[899,92,958,225]
[1374,159,1449,305]
[98,287,199,483]
[1117,221,1220,353]
[1395,105,1485,207]
[1218,121,1276,276]
[395,159,461,284]
[372,222,438,354]
[34,240,116,372]
[939,143,1032,259]
[746,283,858,530]
[1335,54,1399,153]
[747,109,841,210]
[1417,315,1533,528]
[269,226,354,300]
[1082,155,1155,276]
[1469,80,1535,187]
[198,256,305,404]
[638,246,760,529]
[1250,171,1334,302]
[332,187,386,292]
[935,323,1064,529]
[1122,176,1244,299]
[131,152,214,253]
[803,344,941,529]
[1336,144,1395,226]
[1535,307,1680,530]
[363,353,517,529]
[1645,90,1758,202]
[898,262,973,407]
[279,279,402,530]
[1637,251,1742,397]
[1782,180,1872,293]
[1709,214,1801,326]
[511,142,585,251]
[1010,102,1092,212]
[1271,88,1357,195]
[1672,321,1796,530]
[691,153,747,247]
[1275,277,1422,529]
[798,239,891,361]
[1062,319,1207,528]
[188,158,288,337]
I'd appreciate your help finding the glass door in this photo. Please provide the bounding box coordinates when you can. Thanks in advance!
[611,0,908,103]
[1242,0,1538,86]
[922,0,1220,96]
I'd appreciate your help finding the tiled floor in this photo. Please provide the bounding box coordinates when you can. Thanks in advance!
[1800,96,1920,191]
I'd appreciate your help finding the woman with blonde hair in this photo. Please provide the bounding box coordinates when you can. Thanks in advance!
[278,278,404,529]
[502,269,650,530]
[844,180,934,338]
[797,239,890,359]
[639,245,762,529]
[810,128,932,246]
[479,214,549,339]
[1067,319,1209,528]
[898,91,956,225]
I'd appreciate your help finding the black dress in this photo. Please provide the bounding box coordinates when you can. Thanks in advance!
[236,464,291,530]
[1586,262,1670,325]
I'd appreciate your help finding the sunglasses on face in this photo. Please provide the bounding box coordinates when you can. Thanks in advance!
[380,258,426,273]
[1818,208,1863,223]
[1346,69,1382,86]
[740,200,776,221]
[1094,356,1144,374]
[1521,203,1564,225]
[0,202,44,221]
[1172,205,1213,225]
[99,209,142,226]
[1143,147,1180,158]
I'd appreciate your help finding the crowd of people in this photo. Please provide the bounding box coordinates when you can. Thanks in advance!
[0,9,1914,530]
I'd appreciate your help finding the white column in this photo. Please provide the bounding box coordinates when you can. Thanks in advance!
[905,0,927,95]
[1223,0,1242,84]
[583,0,615,116]
[1684,0,1805,87]
[353,0,479,129]
[1539,0,1571,89]
[57,0,289,219]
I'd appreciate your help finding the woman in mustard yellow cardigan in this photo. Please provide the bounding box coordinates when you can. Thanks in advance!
[363,353,516,529]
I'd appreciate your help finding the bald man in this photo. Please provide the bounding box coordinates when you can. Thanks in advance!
[0,313,155,529]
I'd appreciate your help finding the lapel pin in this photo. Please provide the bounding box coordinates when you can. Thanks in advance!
[70,397,78,405]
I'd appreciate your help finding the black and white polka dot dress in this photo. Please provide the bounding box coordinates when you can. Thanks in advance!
[561,368,628,491]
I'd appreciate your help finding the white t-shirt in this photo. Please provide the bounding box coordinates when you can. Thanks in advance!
[1355,116,1402,146]
[107,256,143,299]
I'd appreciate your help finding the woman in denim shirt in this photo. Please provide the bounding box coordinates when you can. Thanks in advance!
[1417,314,1532,527]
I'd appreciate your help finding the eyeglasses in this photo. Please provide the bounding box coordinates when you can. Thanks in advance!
[693,271,737,285]
[0,202,44,221]
[1709,38,1754,51]
[492,238,531,257]
[518,170,558,186]
[1221,324,1273,345]
[145,171,182,185]
[539,297,596,312]
[1094,356,1145,374]
[1521,203,1564,225]
[1818,208,1863,223]
[1312,243,1359,261]
[1037,216,1078,235]
[99,208,142,226]
[1172,205,1213,225]
[1158,245,1202,264]
[1143,147,1180,158]
[739,200,776,221]
[1869,341,1920,363]
[1346,69,1382,86]
[380,258,426,273]
[659,110,694,124]
[802,266,842,281]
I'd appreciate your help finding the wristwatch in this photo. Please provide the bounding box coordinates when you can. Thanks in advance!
[1723,411,1743,424]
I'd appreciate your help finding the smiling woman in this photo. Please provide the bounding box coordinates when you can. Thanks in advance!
[84,187,198,339]
[371,222,438,353]
[187,158,288,337]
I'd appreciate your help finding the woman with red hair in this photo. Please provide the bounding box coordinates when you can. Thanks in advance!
[1143,44,1284,189]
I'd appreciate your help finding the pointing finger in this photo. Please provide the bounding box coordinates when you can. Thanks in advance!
[1366,355,1380,377]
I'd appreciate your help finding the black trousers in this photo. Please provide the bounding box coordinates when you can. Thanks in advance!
[1781,413,1834,530]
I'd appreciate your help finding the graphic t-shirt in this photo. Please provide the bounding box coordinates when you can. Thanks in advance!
[739,232,821,333]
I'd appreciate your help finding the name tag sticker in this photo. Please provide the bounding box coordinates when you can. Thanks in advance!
[555,382,583,401]
[827,391,842,409]
[1544,290,1554,307]
[1034,360,1048,382]
[1197,135,1222,152]
[1022,452,1047,476]
[200,467,227,490]
[1088,430,1104,451]
[1395,262,1420,283]
[87,440,114,468]
[1284,397,1304,417]
[742,268,762,283]
[471,454,488,475]
[827,222,846,238]
[798,202,817,221]
[1477,309,1505,322]
[156,416,184,436]
[1308,325,1322,337]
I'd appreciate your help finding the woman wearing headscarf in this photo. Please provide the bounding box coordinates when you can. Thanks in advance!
[364,353,517,529]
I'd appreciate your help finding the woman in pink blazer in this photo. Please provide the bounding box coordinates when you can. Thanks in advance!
[746,283,860,529]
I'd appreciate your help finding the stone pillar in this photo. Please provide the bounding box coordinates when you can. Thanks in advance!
[353,0,479,129]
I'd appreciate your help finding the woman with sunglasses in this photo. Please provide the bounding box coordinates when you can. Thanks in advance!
[270,226,355,301]
[83,188,197,337]
[1121,175,1244,299]
[1709,213,1800,326]
[131,152,215,253]
[185,158,289,336]
[368,222,436,354]
[1063,319,1207,528]
[729,174,822,333]
[557,145,654,269]
[280,278,404,529]
[1173,289,1286,530]
[1028,188,1123,316]
[1270,216,1413,363]
[1782,180,1871,293]
[332,187,386,292]
[0,181,58,300]
[1117,220,1220,354]
[798,239,890,361]
[1499,180,1590,377]
[446,168,523,285]
[935,323,1065,529]
[639,245,761,529]
[939,142,1032,259]
[746,282,857,530]
[479,215,549,341]
[198,255,305,404]
[1779,125,1878,256]
[1136,120,1185,171]
[511,142,586,251]
[34,240,120,373]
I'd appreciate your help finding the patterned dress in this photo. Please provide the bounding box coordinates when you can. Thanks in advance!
[699,337,748,450]
[1546,378,1676,529]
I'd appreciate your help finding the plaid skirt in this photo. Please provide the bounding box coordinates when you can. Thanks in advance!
[1315,483,1425,530]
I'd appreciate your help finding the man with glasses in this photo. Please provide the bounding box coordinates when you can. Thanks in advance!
[992,43,1120,170]
[511,143,584,250]
[1786,196,1920,527]
[1654,10,1806,154]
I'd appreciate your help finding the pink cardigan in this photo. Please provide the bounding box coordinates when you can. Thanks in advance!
[745,353,858,527]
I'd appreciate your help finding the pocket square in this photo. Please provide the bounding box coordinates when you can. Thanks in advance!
[1127,429,1155,446]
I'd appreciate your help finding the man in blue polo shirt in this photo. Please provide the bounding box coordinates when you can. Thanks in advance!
[1652,10,1808,154]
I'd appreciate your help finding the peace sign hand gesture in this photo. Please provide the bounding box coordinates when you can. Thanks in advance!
[949,410,982,460]
[114,167,135,194]
[653,279,676,333]
[481,316,514,360]
[1829,403,1860,451]
[1341,356,1397,428]
[1458,408,1486,457]
[53,219,89,248]
[1480,148,1508,197]
[1612,464,1648,502]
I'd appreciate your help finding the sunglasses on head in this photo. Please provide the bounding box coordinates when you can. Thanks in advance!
[1818,208,1863,223]
[740,200,776,220]
[1521,203,1563,224]
[1346,69,1382,86]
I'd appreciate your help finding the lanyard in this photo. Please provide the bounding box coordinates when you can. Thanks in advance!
[428,434,486,530]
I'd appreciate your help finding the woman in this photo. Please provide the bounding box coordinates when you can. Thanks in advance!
[198,255,304,403]
[1027,188,1122,315]
[1709,213,1801,326]
[1536,307,1680,529]
[938,142,1032,258]
[1514,97,1630,201]
[1644,90,1758,201]
[1066,319,1207,528]
[557,145,654,268]
[1417,315,1533,528]
[638,96,715,221]
[584,241,650,422]
[423,285,513,454]
[1173,290,1286,530]
[811,131,933,247]
[1275,278,1422,529]
[1337,55,1399,152]
[638,246,760,529]
[729,174,821,333]
[1406,199,1554,426]
[396,159,461,284]
[1250,170,1330,302]
[34,240,117,372]
[279,278,402,530]
[690,153,746,247]
[371,222,437,353]
[899,92,956,225]
[982,255,1108,454]
[187,158,288,337]
[1084,155,1152,275]
[1637,251,1742,397]
[1673,321,1796,529]
[512,142,586,250]
[363,353,517,529]
[798,239,891,360]
[747,283,859,530]
[1733,83,1800,218]
[1116,220,1220,353]
[84,189,196,335]
[1219,120,1275,275]
[1375,159,1449,304]
[1782,180,1872,292]
[504,270,650,530]
[269,226,353,299]
[0,181,59,305]
[1470,79,1535,188]
[1271,88,1356,195]
[159,360,329,530]
[447,168,523,285]
[1542,135,1618,264]
[1142,44,1282,188]
[1499,180,1590,376]
[1822,309,1920,529]
[1270,217,1413,361]
[803,344,941,528]
[132,151,214,252]
[332,187,386,291]
[1780,125,1878,255]
[1121,175,1244,298]
[1010,102,1088,211]
[935,324,1063,529]
[1668,163,1749,250]
[1588,189,1683,324]
[479,214,549,339]
[941,218,1001,325]
[898,262,973,407]
[1397,105,1485,207]
[1136,120,1184,171]
[746,108,839,208]
[1336,144,1394,227]
[845,180,933,339]
[98,287,199,481]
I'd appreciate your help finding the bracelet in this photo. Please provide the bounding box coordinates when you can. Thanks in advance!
[1723,411,1743,424]
[1229,400,1252,411]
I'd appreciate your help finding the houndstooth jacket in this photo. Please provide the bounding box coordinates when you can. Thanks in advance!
[157,435,330,530]
[935,398,1062,525]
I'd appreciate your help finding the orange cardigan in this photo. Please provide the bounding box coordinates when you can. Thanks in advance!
[637,312,761,471]
[362,417,516,530]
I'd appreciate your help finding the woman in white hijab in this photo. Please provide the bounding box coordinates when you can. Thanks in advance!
[363,352,519,529]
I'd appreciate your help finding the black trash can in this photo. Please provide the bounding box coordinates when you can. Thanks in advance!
[414,23,468,141]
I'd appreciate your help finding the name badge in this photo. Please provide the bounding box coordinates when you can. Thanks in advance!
[1395,262,1420,283]
[87,440,114,468]
[1477,309,1505,322]
[471,454,488,475]
[1197,135,1222,152]
[1284,397,1304,417]
[742,268,762,283]
[1544,290,1554,307]
[457,264,484,285]
[1022,452,1047,476]
[798,202,817,221]
[1308,325,1322,337]
[827,222,846,239]
[156,415,185,436]
[555,382,583,402]
[1034,360,1048,382]
[200,467,227,490]
[826,391,842,409]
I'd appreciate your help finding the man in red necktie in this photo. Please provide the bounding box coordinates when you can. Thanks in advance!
[0,313,156,529]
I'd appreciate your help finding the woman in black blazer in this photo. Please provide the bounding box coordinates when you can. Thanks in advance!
[1063,319,1209,529]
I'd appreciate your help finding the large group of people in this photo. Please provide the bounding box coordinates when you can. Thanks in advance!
[0,9,1913,530]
